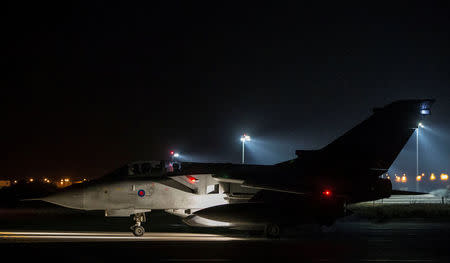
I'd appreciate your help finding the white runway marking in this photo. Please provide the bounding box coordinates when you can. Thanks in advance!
[0,231,261,242]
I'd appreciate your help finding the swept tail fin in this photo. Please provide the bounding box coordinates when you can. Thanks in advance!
[319,99,435,177]
[281,100,435,177]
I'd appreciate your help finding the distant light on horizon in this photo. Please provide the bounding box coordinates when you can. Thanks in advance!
[401,174,407,183]
[430,173,436,181]
[390,172,449,183]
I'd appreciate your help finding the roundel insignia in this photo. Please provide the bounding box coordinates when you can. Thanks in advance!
[137,189,146,197]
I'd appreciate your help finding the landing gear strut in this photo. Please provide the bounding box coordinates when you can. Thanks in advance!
[131,213,146,237]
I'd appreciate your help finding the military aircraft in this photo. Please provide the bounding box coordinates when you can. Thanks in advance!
[36,99,435,237]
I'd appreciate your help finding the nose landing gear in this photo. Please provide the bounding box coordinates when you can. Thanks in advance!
[131,213,146,237]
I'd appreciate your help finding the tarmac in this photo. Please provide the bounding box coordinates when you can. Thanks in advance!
[362,194,448,205]
[1,221,450,262]
[0,202,449,262]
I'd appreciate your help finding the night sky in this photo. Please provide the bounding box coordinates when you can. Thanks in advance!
[3,1,450,181]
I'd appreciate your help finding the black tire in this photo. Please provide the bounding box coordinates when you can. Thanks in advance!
[265,223,280,238]
[133,226,145,237]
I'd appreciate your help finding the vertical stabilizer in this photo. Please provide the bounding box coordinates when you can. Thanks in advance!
[318,99,435,177]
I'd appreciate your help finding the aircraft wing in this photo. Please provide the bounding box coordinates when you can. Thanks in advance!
[169,162,311,195]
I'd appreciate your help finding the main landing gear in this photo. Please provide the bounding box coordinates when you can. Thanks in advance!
[131,213,146,237]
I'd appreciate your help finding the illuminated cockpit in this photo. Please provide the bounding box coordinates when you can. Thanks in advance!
[104,160,181,179]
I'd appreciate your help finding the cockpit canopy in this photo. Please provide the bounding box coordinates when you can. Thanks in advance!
[104,160,181,179]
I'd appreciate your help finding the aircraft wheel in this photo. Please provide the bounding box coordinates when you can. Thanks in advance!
[265,223,280,238]
[132,226,145,237]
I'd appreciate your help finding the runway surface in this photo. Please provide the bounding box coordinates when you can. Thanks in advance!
[0,231,256,242]
[0,202,449,262]
[362,194,449,204]
[1,222,450,262]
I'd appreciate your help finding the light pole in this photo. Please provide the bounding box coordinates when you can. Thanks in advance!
[240,134,251,164]
[416,122,424,191]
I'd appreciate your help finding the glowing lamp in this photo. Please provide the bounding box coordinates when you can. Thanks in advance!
[430,173,436,181]
[441,174,448,181]
[416,176,422,181]
[401,174,407,183]
[186,176,198,184]
[420,109,430,115]
[322,190,332,197]
[240,134,251,142]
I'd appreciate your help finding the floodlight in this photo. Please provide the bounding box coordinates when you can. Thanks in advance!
[420,109,430,115]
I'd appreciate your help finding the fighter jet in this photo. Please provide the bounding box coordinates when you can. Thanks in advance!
[37,99,435,237]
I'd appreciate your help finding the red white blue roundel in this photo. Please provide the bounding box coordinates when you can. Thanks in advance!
[137,189,145,197]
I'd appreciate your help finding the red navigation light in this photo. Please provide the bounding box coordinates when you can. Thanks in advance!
[322,190,332,197]
[170,151,174,155]
[186,176,198,184]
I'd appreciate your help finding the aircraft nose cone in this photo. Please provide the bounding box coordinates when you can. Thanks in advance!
[42,189,85,210]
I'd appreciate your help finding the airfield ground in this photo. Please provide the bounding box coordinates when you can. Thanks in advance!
[1,201,450,262]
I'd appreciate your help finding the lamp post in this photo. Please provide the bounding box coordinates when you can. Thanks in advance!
[240,134,251,164]
[416,123,424,191]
